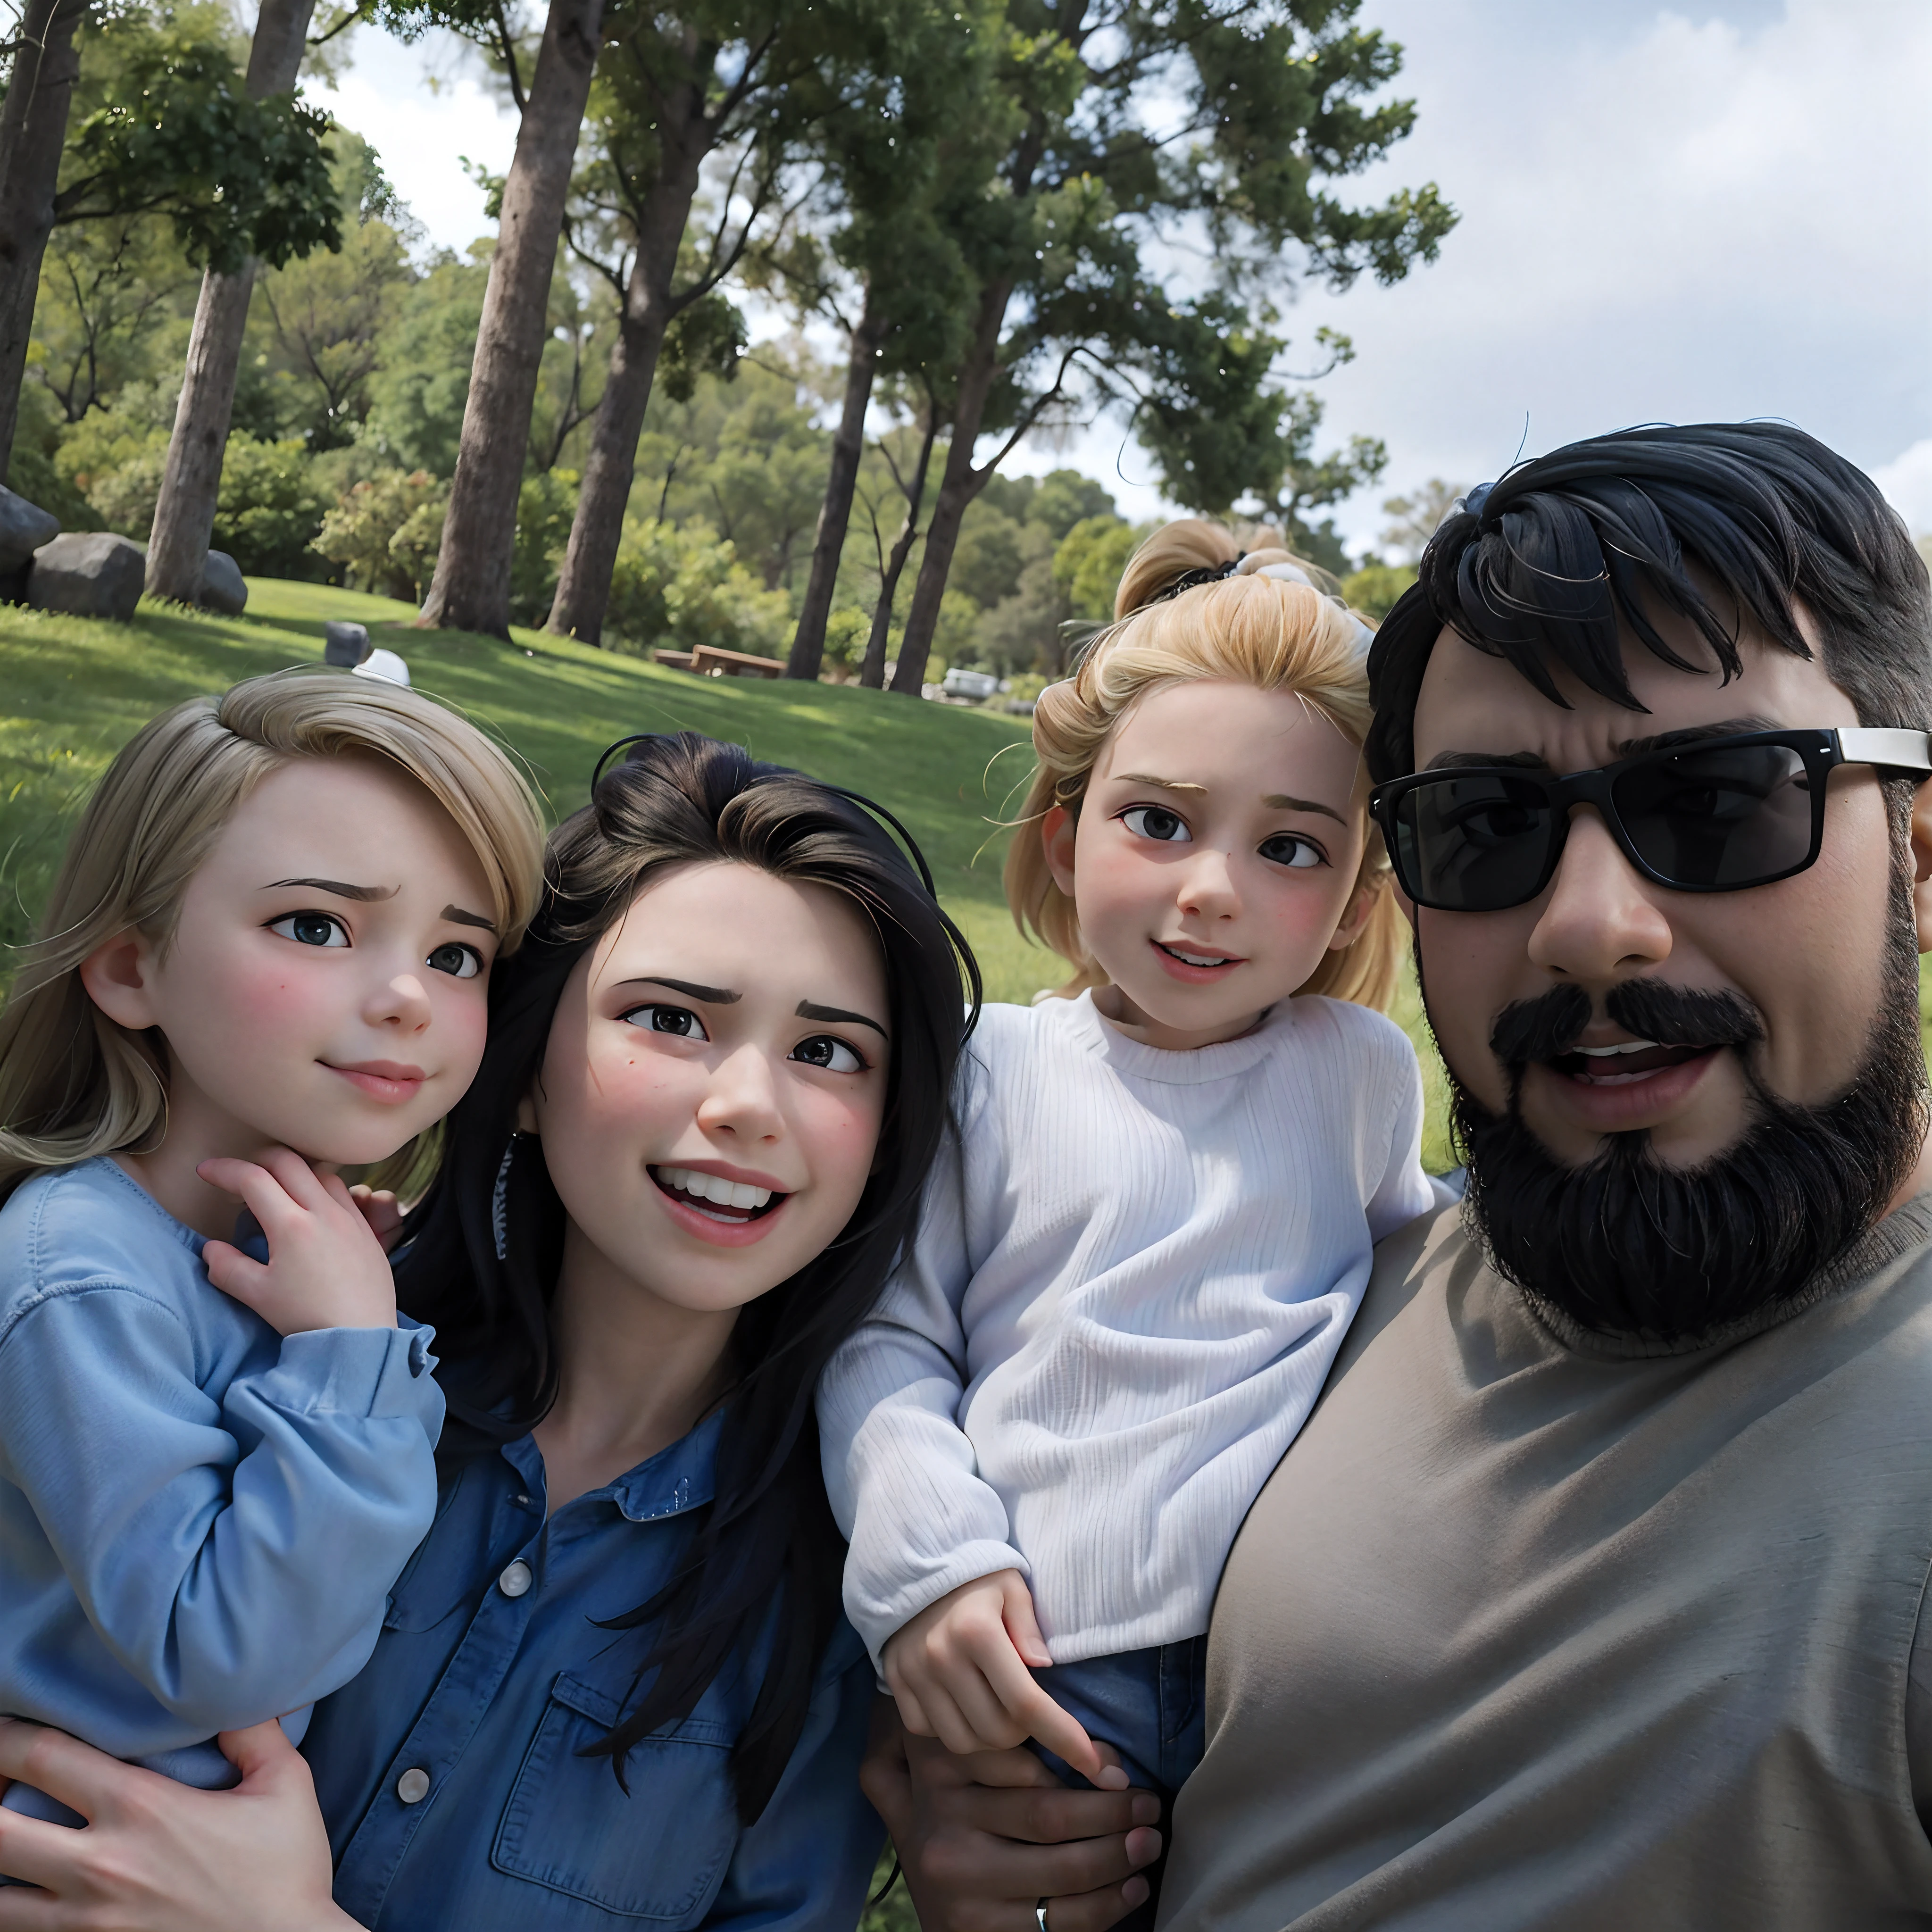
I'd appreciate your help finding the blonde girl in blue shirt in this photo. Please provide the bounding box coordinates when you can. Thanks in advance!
[0,670,543,1828]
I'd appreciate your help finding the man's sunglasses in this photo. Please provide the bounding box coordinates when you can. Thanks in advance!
[1369,727,1932,914]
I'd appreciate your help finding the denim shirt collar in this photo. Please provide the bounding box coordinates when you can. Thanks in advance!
[498,1404,722,1523]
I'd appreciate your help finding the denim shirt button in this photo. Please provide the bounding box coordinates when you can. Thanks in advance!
[396,1767,431,1805]
[498,1560,533,1599]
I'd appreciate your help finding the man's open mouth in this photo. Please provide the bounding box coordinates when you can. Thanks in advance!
[1546,1039,1719,1086]
[650,1166,788,1224]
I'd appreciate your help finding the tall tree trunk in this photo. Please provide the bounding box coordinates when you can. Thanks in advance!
[786,288,883,681]
[0,0,88,481]
[889,277,1012,695]
[859,400,939,690]
[145,0,317,601]
[416,0,603,638]
[546,49,711,646]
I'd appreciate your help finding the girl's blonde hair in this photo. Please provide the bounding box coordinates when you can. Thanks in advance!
[1006,516,1404,1012]
[0,668,547,1205]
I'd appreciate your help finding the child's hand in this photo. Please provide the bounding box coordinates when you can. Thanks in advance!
[348,1183,407,1253]
[197,1150,399,1336]
[881,1569,1125,1789]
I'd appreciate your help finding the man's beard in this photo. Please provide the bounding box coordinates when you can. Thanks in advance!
[1440,866,1929,1344]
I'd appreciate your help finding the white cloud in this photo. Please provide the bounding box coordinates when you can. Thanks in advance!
[311,31,518,258]
[1871,439,1932,536]
[1281,0,1932,552]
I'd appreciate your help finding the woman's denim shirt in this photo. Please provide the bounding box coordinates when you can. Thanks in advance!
[303,1407,883,1930]
[0,1159,443,1776]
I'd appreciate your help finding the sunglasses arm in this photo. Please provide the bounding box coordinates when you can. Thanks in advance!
[1837,728,1932,776]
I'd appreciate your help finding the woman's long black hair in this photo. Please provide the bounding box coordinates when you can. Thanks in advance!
[396,732,980,1821]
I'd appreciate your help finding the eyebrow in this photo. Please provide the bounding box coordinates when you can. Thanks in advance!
[1422,717,1783,773]
[616,976,741,1003]
[264,877,397,900]
[1262,793,1347,824]
[797,999,888,1040]
[1115,771,1208,794]
[1117,773,1347,824]
[442,904,497,933]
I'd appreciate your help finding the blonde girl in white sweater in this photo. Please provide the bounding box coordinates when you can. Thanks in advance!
[818,522,1435,1859]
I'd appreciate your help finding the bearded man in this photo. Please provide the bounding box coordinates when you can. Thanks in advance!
[1154,421,1932,1931]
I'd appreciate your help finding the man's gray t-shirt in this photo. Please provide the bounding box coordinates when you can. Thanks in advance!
[1159,1193,1932,1931]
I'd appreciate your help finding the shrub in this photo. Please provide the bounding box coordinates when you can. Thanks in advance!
[821,605,869,680]
[510,469,577,627]
[211,435,331,578]
[1340,559,1418,623]
[314,467,447,602]
[602,517,790,658]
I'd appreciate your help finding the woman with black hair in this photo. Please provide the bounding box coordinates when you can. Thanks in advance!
[0,731,978,1931]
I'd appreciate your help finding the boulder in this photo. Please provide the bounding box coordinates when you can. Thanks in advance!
[0,487,58,574]
[27,533,145,622]
[200,550,247,615]
[324,620,371,667]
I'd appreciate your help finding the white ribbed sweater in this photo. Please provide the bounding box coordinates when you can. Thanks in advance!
[817,991,1434,1668]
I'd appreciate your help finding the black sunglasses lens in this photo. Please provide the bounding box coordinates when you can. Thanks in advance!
[1394,774,1558,910]
[1613,743,1814,888]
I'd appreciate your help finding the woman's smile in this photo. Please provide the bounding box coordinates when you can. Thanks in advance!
[649,1161,792,1245]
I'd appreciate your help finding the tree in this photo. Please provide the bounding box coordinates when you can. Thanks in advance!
[886,0,1456,695]
[360,250,489,475]
[143,0,340,599]
[413,0,607,637]
[853,383,943,687]
[773,0,1000,680]
[253,136,418,450]
[546,0,931,647]
[0,0,339,482]
[0,0,93,479]
[1132,306,1388,570]
[31,214,190,422]
[1379,476,1465,562]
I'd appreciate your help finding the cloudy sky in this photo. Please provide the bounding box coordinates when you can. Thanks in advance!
[313,0,1932,556]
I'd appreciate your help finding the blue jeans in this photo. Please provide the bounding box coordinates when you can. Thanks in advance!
[1028,1638,1207,1932]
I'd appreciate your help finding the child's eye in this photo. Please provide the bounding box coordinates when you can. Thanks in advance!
[427,942,484,980]
[622,1004,709,1041]
[268,911,350,949]
[791,1034,866,1074]
[1259,833,1326,870]
[1120,805,1191,843]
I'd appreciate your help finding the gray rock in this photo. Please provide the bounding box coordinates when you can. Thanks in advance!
[27,533,146,622]
[0,487,58,574]
[200,550,247,615]
[324,620,370,667]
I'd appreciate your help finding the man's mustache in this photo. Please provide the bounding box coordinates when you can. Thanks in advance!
[1489,980,1767,1066]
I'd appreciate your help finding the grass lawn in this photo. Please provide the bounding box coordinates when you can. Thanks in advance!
[0,576,1057,997]
[0,577,1474,1166]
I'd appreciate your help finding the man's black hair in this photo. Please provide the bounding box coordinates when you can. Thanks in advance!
[1365,422,1932,783]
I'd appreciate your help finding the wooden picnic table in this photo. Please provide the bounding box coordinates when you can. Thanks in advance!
[691,645,786,679]
[652,649,696,671]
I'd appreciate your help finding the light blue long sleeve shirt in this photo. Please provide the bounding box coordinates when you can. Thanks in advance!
[0,1158,444,1776]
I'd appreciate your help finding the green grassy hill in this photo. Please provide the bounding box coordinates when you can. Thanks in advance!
[0,580,1462,1163]
[0,578,1056,996]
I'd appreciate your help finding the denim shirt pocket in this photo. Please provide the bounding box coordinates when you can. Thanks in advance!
[491,1670,739,1923]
